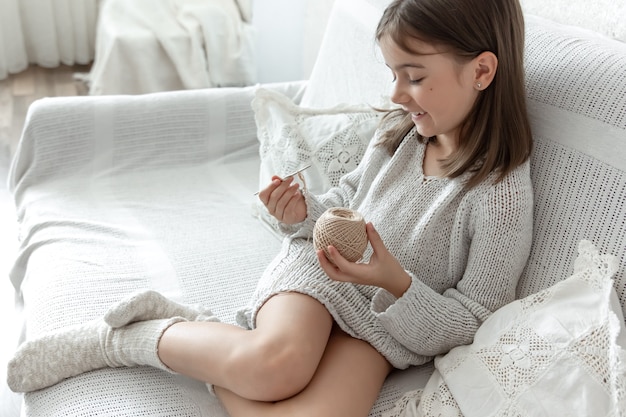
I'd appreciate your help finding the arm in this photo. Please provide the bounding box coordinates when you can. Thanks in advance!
[323,164,534,357]
[374,167,534,356]
[259,132,380,238]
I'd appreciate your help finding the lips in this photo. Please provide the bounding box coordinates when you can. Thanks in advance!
[411,111,427,121]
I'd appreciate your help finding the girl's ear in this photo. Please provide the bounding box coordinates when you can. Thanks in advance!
[474,51,498,90]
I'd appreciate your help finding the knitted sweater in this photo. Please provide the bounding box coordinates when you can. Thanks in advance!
[237,127,534,369]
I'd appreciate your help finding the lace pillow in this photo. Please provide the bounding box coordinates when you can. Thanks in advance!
[251,87,381,233]
[386,240,626,417]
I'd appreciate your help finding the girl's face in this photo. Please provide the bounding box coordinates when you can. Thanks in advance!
[380,35,480,144]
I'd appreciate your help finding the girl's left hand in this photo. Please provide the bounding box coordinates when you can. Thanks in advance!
[317,222,412,298]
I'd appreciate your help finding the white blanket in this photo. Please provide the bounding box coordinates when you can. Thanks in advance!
[88,0,256,95]
[8,82,434,417]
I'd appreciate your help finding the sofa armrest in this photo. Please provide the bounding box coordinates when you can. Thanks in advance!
[8,81,307,197]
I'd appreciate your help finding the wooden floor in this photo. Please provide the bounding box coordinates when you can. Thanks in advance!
[0,64,90,417]
[0,64,91,155]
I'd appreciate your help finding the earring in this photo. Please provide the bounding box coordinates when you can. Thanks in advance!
[476,82,482,89]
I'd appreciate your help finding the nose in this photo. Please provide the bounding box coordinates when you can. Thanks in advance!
[390,82,409,105]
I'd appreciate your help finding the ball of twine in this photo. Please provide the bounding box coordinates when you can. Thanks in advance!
[313,207,368,262]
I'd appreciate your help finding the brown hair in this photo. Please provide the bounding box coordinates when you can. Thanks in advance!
[375,0,532,188]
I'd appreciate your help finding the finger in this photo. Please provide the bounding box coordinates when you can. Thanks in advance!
[284,187,304,217]
[317,249,339,277]
[274,182,300,219]
[258,178,282,205]
[266,177,295,215]
[326,245,361,275]
[365,222,384,252]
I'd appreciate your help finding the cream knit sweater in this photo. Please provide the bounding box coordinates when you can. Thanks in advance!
[237,127,534,369]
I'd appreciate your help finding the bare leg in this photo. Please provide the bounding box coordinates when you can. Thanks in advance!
[216,326,392,417]
[158,292,334,401]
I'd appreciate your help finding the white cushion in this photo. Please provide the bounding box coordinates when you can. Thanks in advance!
[251,87,381,232]
[518,15,626,318]
[299,0,393,109]
[386,240,626,417]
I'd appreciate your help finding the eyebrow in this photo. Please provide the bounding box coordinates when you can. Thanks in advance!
[386,63,426,70]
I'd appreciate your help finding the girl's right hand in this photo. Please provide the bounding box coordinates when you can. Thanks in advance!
[258,175,307,224]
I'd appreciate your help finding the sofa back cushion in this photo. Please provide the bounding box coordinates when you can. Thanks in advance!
[517,15,626,315]
[301,0,626,316]
[519,0,626,42]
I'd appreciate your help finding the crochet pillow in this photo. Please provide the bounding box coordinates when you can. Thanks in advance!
[385,240,626,417]
[251,87,381,233]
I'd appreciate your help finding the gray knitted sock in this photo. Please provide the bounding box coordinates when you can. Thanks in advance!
[7,317,184,393]
[104,290,218,328]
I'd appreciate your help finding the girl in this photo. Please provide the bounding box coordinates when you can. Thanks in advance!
[8,0,534,415]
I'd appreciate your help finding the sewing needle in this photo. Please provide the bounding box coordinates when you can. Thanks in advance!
[253,164,312,195]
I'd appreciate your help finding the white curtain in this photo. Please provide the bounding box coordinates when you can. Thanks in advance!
[0,0,98,80]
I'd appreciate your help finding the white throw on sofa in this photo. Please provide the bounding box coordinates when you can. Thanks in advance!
[7,0,626,415]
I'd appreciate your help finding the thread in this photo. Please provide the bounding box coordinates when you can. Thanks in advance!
[313,207,368,262]
[297,171,307,194]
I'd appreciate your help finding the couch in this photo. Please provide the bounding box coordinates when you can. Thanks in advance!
[7,0,626,415]
[88,0,256,95]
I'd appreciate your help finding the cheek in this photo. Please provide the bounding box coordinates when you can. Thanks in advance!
[421,86,451,114]
[411,86,435,107]
[437,84,473,114]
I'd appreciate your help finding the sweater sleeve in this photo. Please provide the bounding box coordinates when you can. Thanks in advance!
[277,136,382,238]
[371,164,534,356]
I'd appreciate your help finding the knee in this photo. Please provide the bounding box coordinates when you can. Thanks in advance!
[253,337,317,400]
[230,335,317,401]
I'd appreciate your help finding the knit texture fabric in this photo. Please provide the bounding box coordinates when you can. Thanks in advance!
[105,289,219,328]
[7,317,183,392]
[382,240,625,417]
[238,127,534,369]
[8,6,625,416]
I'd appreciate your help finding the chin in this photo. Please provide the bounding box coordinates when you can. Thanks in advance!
[414,124,434,138]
